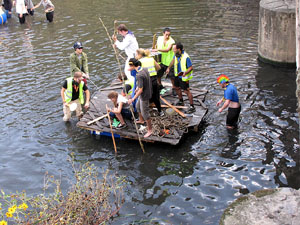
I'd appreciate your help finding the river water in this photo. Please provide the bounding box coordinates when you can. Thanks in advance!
[0,0,299,224]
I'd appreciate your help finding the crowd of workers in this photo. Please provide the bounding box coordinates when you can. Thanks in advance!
[60,24,241,138]
[1,0,54,24]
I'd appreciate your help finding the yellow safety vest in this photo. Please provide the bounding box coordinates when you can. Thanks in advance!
[157,36,175,66]
[140,57,157,77]
[64,77,84,104]
[125,79,134,95]
[174,52,193,82]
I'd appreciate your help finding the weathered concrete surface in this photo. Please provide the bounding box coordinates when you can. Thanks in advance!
[258,0,296,66]
[220,188,300,225]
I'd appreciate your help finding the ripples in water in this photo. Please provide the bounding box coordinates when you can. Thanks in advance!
[0,0,299,224]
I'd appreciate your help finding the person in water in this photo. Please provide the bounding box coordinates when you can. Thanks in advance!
[216,74,241,129]
[14,0,27,24]
[25,0,34,15]
[70,41,89,85]
[61,72,90,122]
[3,0,13,18]
[32,0,54,22]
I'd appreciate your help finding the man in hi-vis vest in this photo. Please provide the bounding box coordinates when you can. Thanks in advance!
[166,42,195,114]
[152,28,175,91]
[61,72,90,122]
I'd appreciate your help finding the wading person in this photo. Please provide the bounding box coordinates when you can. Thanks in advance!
[107,91,132,129]
[136,48,163,116]
[216,74,241,129]
[127,58,153,138]
[32,0,54,22]
[166,42,195,114]
[25,0,34,15]
[61,72,90,122]
[112,24,139,80]
[152,27,175,92]
[15,0,27,24]
[3,0,13,18]
[70,41,89,84]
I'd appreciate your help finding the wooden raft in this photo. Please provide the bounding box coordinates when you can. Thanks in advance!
[77,81,208,145]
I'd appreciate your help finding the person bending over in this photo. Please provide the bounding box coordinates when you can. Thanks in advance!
[216,74,241,129]
[107,91,132,129]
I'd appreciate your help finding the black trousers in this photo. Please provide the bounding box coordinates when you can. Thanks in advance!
[150,76,161,112]
[226,106,241,127]
[46,11,54,22]
[18,14,25,24]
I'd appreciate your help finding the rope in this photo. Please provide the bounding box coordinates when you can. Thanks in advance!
[138,110,190,137]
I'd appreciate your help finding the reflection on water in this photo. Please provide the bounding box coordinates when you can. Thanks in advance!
[0,0,299,224]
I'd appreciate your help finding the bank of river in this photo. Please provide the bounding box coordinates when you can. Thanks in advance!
[0,0,299,224]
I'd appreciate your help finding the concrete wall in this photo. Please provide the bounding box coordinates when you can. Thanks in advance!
[258,0,296,67]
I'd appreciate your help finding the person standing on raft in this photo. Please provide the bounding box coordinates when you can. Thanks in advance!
[152,27,175,91]
[136,48,163,116]
[61,72,90,122]
[166,42,195,114]
[128,58,153,138]
[31,0,54,22]
[216,74,241,129]
[70,41,89,85]
[112,24,139,81]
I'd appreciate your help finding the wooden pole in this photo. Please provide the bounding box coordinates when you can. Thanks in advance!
[160,104,188,109]
[160,96,186,117]
[87,114,108,125]
[152,33,157,49]
[296,0,300,143]
[106,105,117,154]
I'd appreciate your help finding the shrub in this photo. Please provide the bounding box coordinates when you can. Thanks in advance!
[0,155,125,224]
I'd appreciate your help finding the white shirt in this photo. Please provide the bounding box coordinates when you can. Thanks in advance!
[16,0,27,14]
[117,95,129,109]
[115,33,139,59]
[40,0,54,10]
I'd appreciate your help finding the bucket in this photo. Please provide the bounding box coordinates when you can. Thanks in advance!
[69,103,77,111]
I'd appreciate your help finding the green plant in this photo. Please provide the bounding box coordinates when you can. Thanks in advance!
[0,155,125,224]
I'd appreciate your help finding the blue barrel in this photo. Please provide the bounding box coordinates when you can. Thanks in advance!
[0,9,7,24]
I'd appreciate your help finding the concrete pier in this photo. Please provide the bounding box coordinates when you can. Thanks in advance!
[220,188,300,225]
[258,0,296,67]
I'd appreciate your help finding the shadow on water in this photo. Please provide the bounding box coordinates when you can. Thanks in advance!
[256,60,300,189]
[220,128,242,160]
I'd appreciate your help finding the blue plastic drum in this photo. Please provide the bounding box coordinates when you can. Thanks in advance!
[0,8,7,24]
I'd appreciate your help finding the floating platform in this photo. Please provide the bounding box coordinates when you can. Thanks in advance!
[77,81,208,145]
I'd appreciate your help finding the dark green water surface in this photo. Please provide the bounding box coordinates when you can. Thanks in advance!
[0,0,299,224]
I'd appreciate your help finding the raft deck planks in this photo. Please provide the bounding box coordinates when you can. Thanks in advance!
[77,81,208,145]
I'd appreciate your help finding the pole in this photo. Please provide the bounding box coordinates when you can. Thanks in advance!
[106,105,117,154]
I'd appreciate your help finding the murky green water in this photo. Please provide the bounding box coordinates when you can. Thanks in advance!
[0,0,299,224]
